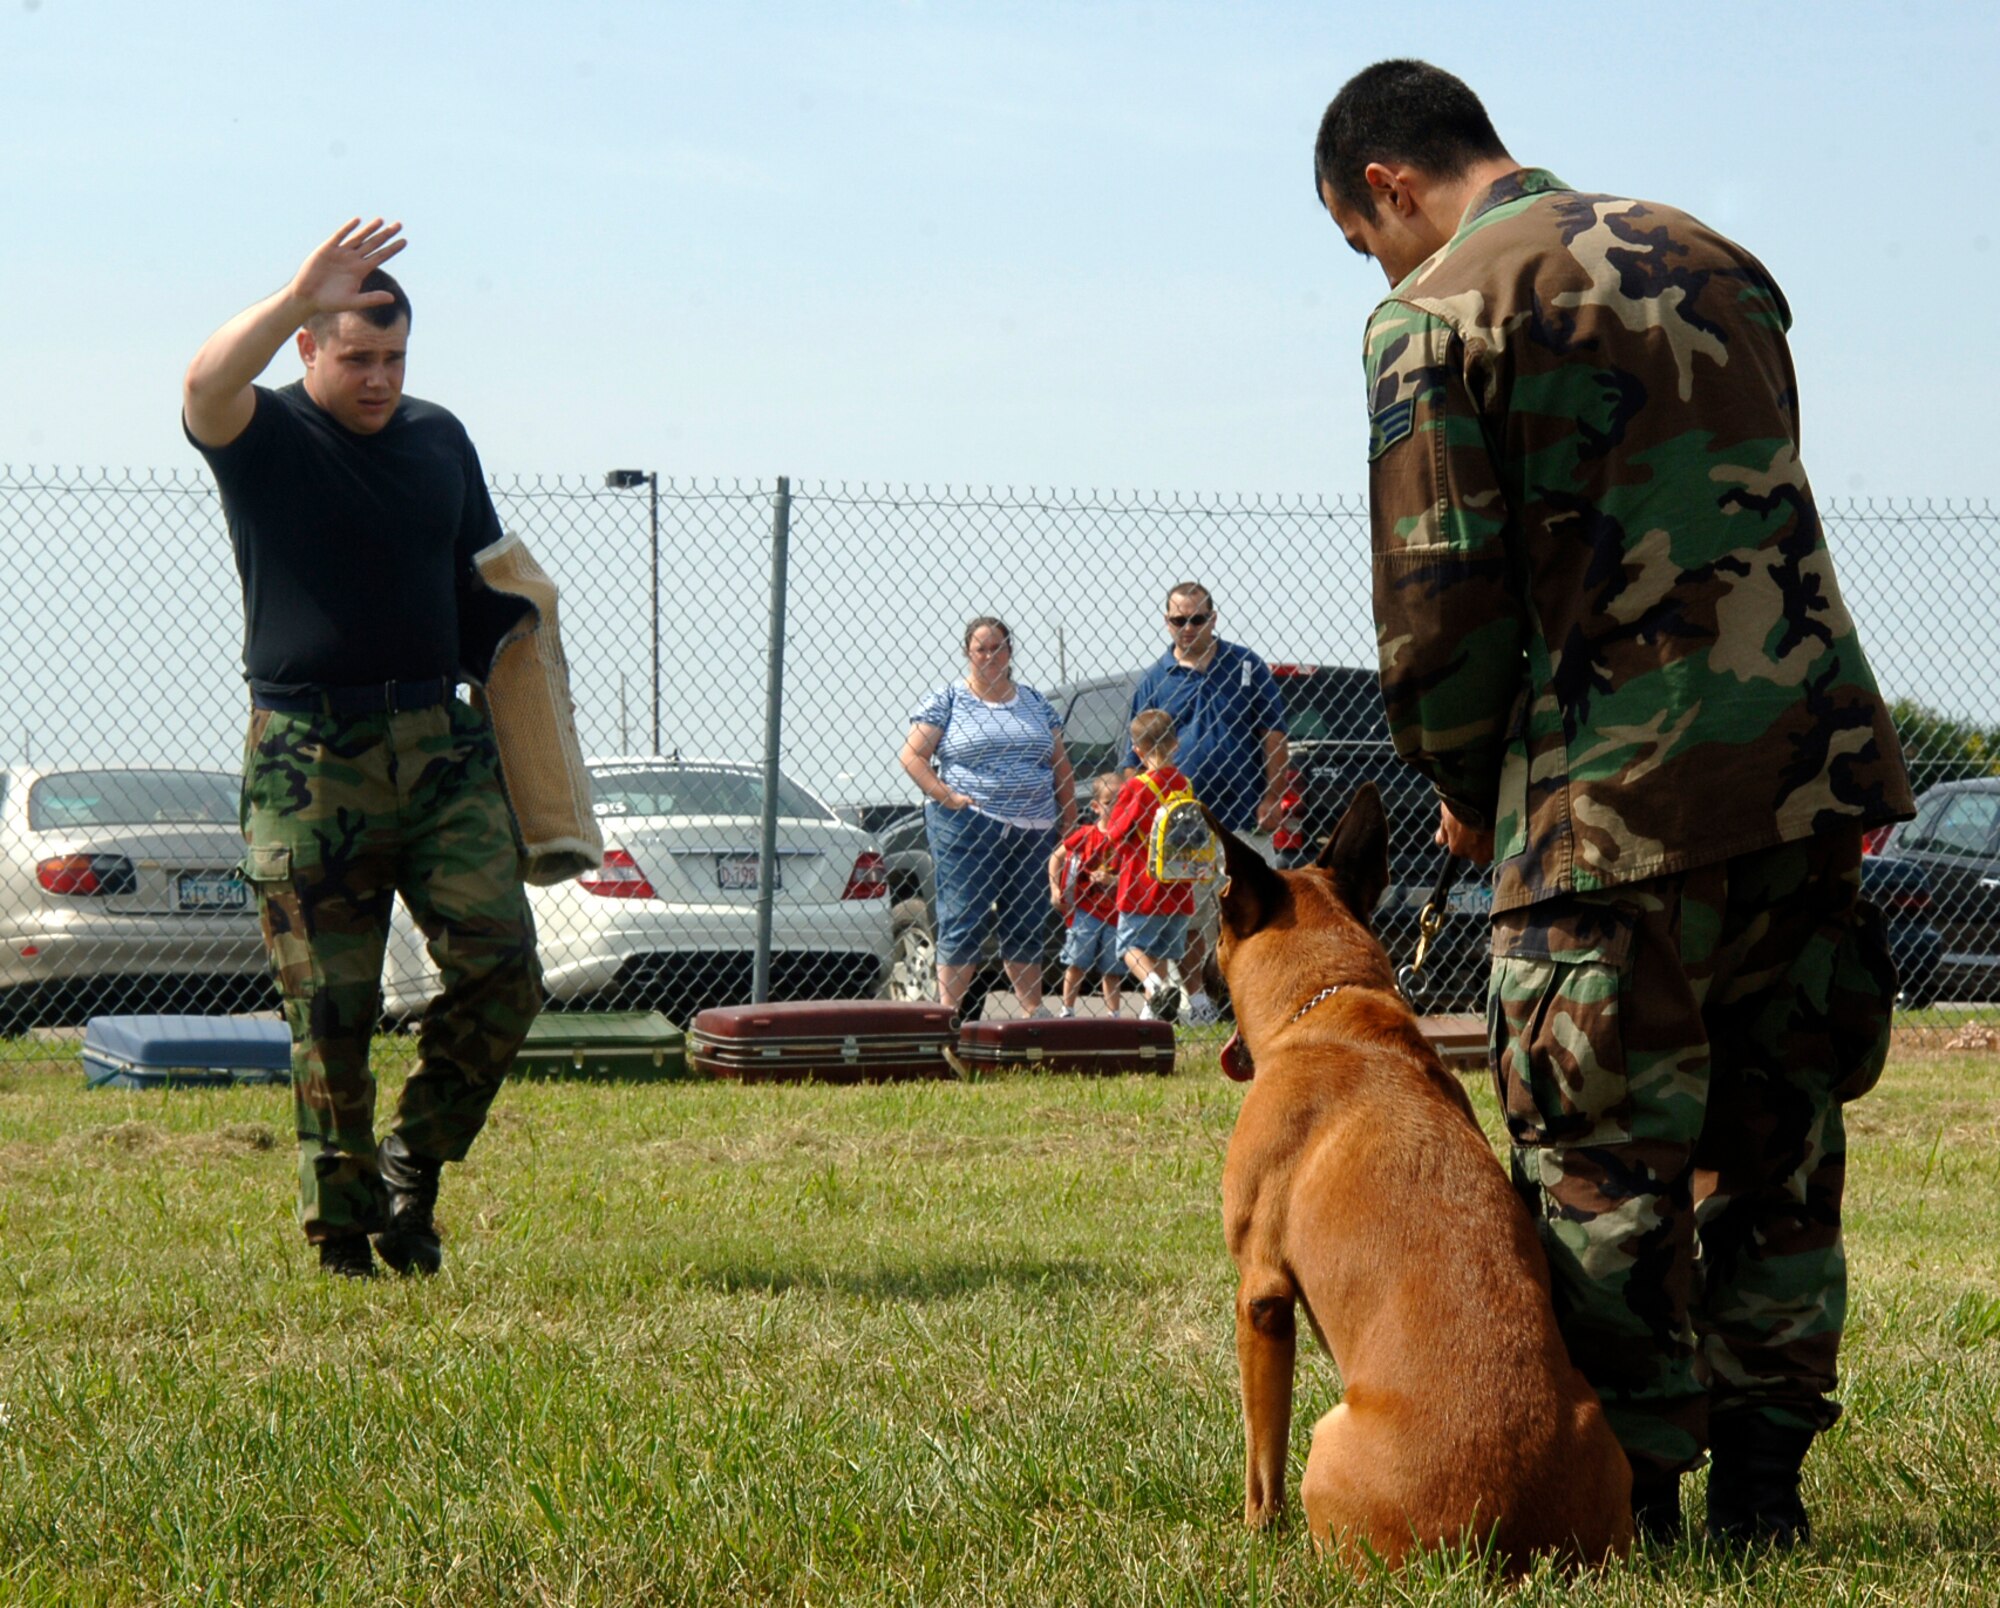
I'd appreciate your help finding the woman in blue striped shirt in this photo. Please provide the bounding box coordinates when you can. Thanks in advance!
[899,617,1077,1016]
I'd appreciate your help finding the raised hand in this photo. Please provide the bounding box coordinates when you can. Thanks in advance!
[289,218,407,319]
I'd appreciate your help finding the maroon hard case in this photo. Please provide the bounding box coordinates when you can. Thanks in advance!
[688,999,957,1084]
[1417,1013,1487,1070]
[956,1015,1176,1075]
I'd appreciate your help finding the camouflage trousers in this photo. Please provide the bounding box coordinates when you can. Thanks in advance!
[1487,825,1894,1482]
[242,698,542,1241]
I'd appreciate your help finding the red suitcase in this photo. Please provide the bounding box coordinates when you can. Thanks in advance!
[688,999,958,1084]
[956,1015,1176,1076]
[1418,1013,1487,1071]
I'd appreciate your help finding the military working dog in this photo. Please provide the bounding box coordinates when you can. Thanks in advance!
[1212,783,1632,1574]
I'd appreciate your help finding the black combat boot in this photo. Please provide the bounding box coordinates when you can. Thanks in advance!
[373,1134,444,1277]
[1631,1468,1684,1547]
[317,1233,378,1280]
[1705,1415,1815,1549]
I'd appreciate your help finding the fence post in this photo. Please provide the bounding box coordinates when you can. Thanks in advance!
[752,475,793,1004]
[649,469,661,754]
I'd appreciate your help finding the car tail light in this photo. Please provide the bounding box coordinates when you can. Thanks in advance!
[1883,886,1930,915]
[842,851,888,900]
[1271,770,1305,854]
[1268,664,1318,678]
[578,848,656,899]
[38,853,137,896]
[1861,825,1889,855]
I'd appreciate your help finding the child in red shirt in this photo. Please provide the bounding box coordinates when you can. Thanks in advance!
[1046,772,1126,1016]
[1105,709,1197,1023]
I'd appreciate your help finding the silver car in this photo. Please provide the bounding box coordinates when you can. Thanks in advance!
[380,757,894,1023]
[0,765,269,1028]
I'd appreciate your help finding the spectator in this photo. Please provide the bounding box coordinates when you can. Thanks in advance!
[1047,772,1127,1017]
[900,617,1077,1017]
[1106,709,1198,1023]
[1125,582,1289,1023]
[1314,59,1913,1545]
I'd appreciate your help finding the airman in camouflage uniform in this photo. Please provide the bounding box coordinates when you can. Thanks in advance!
[185,220,543,1278]
[1313,61,1913,1545]
[242,701,540,1248]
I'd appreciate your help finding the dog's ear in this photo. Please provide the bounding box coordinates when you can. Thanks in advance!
[1316,782,1389,926]
[1206,805,1288,940]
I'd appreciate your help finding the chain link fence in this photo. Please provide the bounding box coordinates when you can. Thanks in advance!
[2,466,1994,1036]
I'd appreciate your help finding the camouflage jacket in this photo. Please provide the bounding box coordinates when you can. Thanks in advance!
[1362,168,1912,912]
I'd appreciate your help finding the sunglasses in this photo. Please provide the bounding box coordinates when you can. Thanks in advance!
[1166,611,1213,629]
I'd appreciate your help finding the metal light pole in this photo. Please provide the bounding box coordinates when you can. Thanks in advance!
[604,468,660,754]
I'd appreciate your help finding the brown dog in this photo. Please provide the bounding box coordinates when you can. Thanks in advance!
[1213,783,1631,1574]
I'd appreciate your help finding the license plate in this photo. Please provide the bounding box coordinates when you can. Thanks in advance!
[1448,886,1493,915]
[176,872,248,911]
[716,855,777,891]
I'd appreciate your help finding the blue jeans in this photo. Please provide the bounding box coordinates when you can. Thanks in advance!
[1060,910,1126,975]
[1116,911,1189,965]
[926,804,1055,967]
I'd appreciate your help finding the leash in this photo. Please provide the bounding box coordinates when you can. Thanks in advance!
[1395,852,1461,1005]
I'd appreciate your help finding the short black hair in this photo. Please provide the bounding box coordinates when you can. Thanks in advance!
[304,268,413,339]
[1314,60,1508,217]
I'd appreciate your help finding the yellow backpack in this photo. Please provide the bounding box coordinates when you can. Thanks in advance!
[1139,771,1219,884]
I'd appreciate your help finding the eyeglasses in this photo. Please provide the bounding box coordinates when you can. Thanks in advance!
[1166,611,1213,629]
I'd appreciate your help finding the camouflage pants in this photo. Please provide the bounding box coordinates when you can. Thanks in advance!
[242,698,542,1241]
[1488,826,1894,1482]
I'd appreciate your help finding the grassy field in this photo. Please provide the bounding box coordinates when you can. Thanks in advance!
[0,1028,1995,1606]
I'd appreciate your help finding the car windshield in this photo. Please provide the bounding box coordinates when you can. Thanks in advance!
[589,766,834,822]
[1274,669,1392,743]
[28,769,239,830]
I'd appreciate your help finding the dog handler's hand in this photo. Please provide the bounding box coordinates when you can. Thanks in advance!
[289,218,408,320]
[1436,801,1494,865]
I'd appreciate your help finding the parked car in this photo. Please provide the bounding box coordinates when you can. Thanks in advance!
[1047,661,1470,1007]
[834,802,923,837]
[1871,777,2000,1001]
[380,757,894,1024]
[1392,837,1954,1019]
[0,764,272,1030]
[879,662,1462,1015]
[1861,853,1943,1009]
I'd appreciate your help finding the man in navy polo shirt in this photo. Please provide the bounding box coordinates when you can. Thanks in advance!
[1124,582,1289,1022]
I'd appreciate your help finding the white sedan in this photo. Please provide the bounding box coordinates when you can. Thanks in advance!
[380,757,892,1023]
[0,764,269,1027]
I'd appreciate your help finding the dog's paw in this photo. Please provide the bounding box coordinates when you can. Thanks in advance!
[1244,1499,1286,1531]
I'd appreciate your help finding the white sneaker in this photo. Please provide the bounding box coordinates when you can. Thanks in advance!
[1185,992,1219,1026]
[1026,1003,1053,1020]
[1057,1006,1076,1019]
[1137,999,1155,1022]
[1149,982,1182,1024]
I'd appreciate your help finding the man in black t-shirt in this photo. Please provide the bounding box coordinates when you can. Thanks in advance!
[185,220,542,1280]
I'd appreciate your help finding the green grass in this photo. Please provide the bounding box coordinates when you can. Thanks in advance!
[1,1030,1996,1605]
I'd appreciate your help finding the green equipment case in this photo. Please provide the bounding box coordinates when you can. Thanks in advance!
[515,1010,687,1080]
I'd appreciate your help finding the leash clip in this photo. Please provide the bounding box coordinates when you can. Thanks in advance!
[1396,853,1461,1006]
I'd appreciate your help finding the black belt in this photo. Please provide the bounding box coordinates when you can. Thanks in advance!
[251,677,454,716]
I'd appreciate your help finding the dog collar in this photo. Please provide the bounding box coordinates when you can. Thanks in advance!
[1289,984,1346,1025]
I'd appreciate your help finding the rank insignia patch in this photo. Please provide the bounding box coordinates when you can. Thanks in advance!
[1368,398,1415,461]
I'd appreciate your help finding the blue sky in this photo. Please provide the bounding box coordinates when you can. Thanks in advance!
[5,0,1995,499]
